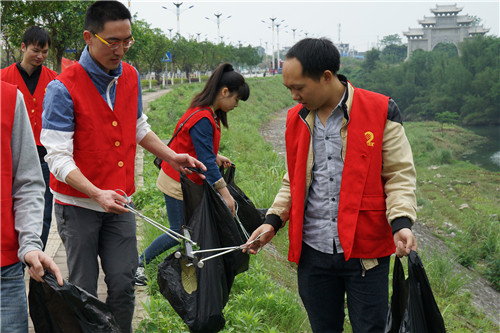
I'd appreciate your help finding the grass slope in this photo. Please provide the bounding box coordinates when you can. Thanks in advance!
[134,77,498,332]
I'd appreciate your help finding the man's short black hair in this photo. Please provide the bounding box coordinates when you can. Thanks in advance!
[84,0,132,33]
[286,38,341,81]
[22,26,51,48]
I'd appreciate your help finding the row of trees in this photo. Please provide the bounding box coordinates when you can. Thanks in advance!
[341,35,500,125]
[2,2,497,125]
[123,19,262,77]
[1,1,262,75]
[1,1,88,71]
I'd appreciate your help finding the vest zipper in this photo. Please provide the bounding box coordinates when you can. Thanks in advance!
[340,104,350,163]
[299,112,313,205]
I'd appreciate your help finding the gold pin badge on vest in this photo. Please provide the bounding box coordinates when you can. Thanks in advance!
[364,131,374,147]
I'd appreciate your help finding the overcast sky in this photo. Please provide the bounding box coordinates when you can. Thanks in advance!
[122,0,499,52]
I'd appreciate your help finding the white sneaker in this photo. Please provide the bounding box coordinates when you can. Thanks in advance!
[135,266,147,286]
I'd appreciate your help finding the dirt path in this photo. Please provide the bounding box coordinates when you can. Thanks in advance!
[259,107,500,328]
[133,88,171,327]
[135,88,171,188]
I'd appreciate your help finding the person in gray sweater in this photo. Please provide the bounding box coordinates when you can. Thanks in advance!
[0,80,63,332]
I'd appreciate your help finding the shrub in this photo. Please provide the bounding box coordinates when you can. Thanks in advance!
[140,79,158,88]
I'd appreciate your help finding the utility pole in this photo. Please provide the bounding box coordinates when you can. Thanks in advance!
[162,2,194,36]
[261,17,277,72]
[275,21,285,71]
[205,12,231,42]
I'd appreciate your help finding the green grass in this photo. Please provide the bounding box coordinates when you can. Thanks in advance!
[405,122,500,290]
[133,79,498,332]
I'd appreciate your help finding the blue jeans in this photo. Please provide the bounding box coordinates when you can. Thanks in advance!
[297,243,390,333]
[40,161,53,250]
[139,194,183,266]
[1,262,28,332]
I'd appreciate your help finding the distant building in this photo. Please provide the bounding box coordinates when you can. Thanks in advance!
[403,3,489,58]
[336,42,365,59]
[338,43,350,56]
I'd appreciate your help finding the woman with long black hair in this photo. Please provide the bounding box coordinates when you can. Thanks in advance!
[135,63,249,285]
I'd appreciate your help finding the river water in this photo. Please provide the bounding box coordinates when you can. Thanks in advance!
[463,125,500,172]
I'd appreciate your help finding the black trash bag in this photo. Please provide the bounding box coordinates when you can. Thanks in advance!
[220,164,266,235]
[28,272,120,333]
[158,175,249,333]
[385,250,446,333]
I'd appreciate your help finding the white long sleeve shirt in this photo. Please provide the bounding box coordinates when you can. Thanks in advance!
[41,47,151,212]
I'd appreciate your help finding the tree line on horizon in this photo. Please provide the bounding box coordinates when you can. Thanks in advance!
[2,1,498,126]
[0,1,262,76]
[341,35,500,126]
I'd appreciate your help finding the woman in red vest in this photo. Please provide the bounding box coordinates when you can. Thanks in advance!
[135,62,249,285]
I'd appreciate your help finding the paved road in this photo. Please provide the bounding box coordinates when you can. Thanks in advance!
[26,88,171,332]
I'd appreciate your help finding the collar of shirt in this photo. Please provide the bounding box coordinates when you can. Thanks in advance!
[327,83,348,118]
[16,61,42,77]
[338,75,349,104]
[16,61,42,95]
[79,46,122,97]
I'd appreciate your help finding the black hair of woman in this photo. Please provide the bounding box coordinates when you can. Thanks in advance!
[190,62,250,128]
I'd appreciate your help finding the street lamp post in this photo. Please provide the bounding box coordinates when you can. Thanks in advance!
[167,28,173,39]
[205,12,231,42]
[162,2,194,36]
[275,21,286,71]
[261,17,277,72]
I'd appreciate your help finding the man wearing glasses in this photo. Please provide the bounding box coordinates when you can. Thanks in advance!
[41,2,204,332]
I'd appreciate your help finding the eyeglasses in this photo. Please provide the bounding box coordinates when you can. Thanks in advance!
[94,33,135,50]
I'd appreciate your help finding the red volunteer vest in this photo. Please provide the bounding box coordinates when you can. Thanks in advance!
[50,62,138,198]
[285,88,395,263]
[161,106,221,184]
[1,63,57,146]
[1,81,20,266]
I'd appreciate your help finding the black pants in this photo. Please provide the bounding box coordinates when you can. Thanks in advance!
[297,243,390,333]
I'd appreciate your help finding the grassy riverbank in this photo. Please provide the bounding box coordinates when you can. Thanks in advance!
[133,77,498,332]
[406,122,499,289]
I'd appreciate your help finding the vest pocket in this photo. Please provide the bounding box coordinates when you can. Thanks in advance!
[356,196,391,241]
[360,195,386,211]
